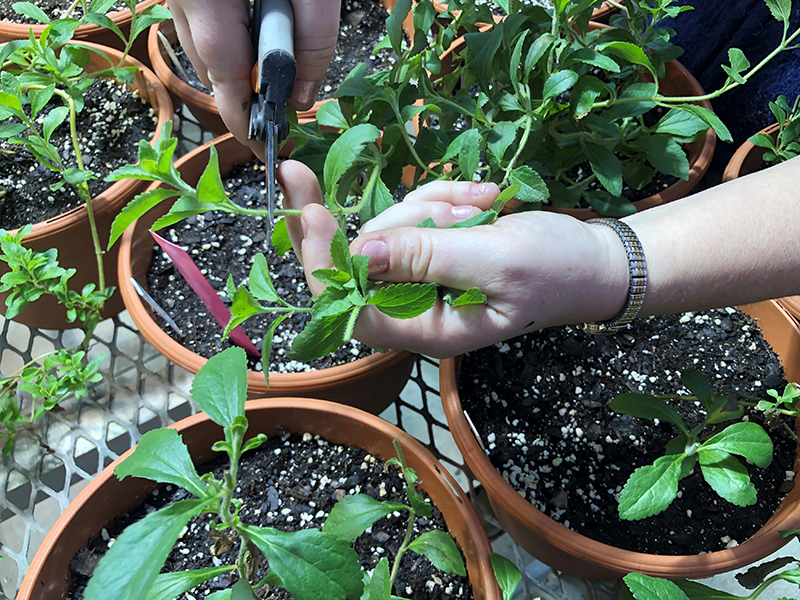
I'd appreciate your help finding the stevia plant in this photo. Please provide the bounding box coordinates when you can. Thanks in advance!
[610,368,799,521]
[82,346,476,600]
[288,0,800,217]
[0,1,169,452]
[748,94,800,165]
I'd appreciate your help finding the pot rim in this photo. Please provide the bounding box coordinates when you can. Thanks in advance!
[19,397,499,599]
[722,122,780,183]
[6,41,173,242]
[0,0,163,39]
[440,300,800,578]
[117,132,414,391]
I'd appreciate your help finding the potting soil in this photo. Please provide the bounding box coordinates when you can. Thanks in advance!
[0,0,126,22]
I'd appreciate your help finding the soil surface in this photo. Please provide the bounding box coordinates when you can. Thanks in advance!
[68,431,474,600]
[320,0,406,100]
[0,0,126,23]
[0,79,158,229]
[458,308,796,555]
[167,41,212,94]
[144,160,373,373]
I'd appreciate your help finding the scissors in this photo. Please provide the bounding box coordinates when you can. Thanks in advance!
[249,0,297,229]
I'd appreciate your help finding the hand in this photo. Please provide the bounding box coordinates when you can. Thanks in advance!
[277,161,629,358]
[169,0,340,154]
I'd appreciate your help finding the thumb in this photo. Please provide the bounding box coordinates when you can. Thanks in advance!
[289,0,341,110]
[299,203,340,296]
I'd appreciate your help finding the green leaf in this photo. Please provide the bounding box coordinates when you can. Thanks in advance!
[443,287,487,307]
[701,422,773,467]
[317,101,349,129]
[225,287,268,339]
[82,13,125,42]
[486,121,518,166]
[407,530,466,576]
[677,369,715,409]
[618,454,684,520]
[673,580,738,599]
[490,553,522,600]
[673,104,732,143]
[623,573,690,600]
[509,30,530,96]
[115,429,208,499]
[386,0,411,55]
[330,228,353,277]
[311,287,358,319]
[569,48,620,73]
[621,159,655,191]
[654,109,710,140]
[146,566,236,600]
[323,494,408,542]
[465,25,504,92]
[196,147,229,204]
[312,268,352,289]
[323,124,380,199]
[765,0,792,22]
[42,106,69,141]
[12,2,50,23]
[249,253,280,303]
[509,166,548,203]
[368,283,437,319]
[288,311,351,362]
[239,525,363,600]
[361,176,395,223]
[728,47,750,73]
[447,129,481,180]
[190,347,248,429]
[271,218,292,255]
[581,141,623,196]
[525,33,554,73]
[259,314,289,387]
[108,188,178,249]
[609,394,689,435]
[571,75,607,120]
[30,84,55,118]
[362,557,391,600]
[543,69,579,103]
[83,499,206,600]
[698,448,757,507]
[638,135,690,180]
[0,123,26,138]
[597,41,654,72]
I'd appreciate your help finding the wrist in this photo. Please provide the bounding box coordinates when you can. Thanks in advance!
[584,220,635,325]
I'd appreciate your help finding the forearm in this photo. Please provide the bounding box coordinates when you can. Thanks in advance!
[625,155,800,317]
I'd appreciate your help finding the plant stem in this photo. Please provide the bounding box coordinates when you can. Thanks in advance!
[62,0,82,19]
[391,106,440,177]
[388,508,416,586]
[343,307,361,343]
[746,572,785,600]
[501,115,533,186]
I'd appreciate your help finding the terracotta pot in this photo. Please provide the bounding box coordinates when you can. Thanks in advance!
[118,133,415,410]
[18,398,500,600]
[434,24,716,220]
[722,123,800,326]
[0,42,173,329]
[0,0,163,66]
[440,300,800,580]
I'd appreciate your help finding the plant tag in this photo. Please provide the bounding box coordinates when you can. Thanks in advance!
[150,230,261,357]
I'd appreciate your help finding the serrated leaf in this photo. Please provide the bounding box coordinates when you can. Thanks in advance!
[42,106,69,141]
[83,12,125,42]
[581,141,623,196]
[317,101,349,129]
[312,268,352,289]
[571,75,606,120]
[609,394,688,434]
[491,553,521,600]
[386,0,411,55]
[407,530,466,576]
[249,254,280,303]
[323,124,380,199]
[638,135,690,180]
[465,25,504,92]
[368,283,437,319]
[618,454,684,520]
[30,84,54,118]
[569,48,620,73]
[288,311,351,362]
[323,494,408,542]
[239,525,363,600]
[509,166,548,203]
[623,573,690,600]
[329,228,353,277]
[115,429,208,498]
[311,286,357,319]
[443,287,487,307]
[765,0,792,22]
[698,448,757,507]
[597,41,654,72]
[108,188,177,249]
[83,499,206,600]
[674,104,732,143]
[702,422,773,467]
[190,347,248,429]
[654,109,710,139]
[361,176,394,223]
[543,69,579,102]
[525,33,554,73]
[362,557,391,600]
[271,218,292,255]
[486,121,518,165]
[196,147,229,204]
[146,566,235,600]
[0,123,26,138]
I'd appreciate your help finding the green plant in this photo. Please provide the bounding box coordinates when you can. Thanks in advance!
[610,368,799,521]
[287,0,800,217]
[748,94,800,165]
[82,346,472,600]
[0,1,168,450]
[621,550,800,600]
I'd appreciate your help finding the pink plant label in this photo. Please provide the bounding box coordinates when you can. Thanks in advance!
[150,230,261,357]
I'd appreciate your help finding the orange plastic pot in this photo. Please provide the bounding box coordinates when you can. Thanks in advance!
[18,398,500,600]
[118,133,415,410]
[0,42,173,329]
[722,123,800,325]
[440,300,800,580]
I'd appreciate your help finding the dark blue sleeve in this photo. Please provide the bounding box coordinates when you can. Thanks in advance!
[661,0,800,168]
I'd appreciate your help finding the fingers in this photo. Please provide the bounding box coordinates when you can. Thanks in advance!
[404,180,500,206]
[277,160,325,264]
[299,204,340,295]
[289,0,341,110]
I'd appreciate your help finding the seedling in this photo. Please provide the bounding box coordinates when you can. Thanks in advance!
[748,94,800,165]
[83,346,469,600]
[610,368,798,521]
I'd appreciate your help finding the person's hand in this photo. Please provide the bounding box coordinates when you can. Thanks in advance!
[276,161,630,358]
[169,0,340,154]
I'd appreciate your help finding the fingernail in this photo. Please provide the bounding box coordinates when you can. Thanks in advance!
[360,240,389,275]
[291,79,320,111]
[451,205,475,220]
[471,182,489,197]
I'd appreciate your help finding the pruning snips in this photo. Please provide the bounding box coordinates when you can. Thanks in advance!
[249,0,296,228]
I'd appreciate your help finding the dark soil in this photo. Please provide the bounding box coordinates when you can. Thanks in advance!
[0,79,158,229]
[320,0,407,100]
[0,0,126,23]
[144,160,373,373]
[458,308,796,555]
[68,432,474,600]
[167,41,212,94]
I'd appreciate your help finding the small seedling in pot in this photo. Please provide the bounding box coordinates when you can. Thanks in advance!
[610,368,798,521]
[82,346,470,600]
[0,2,169,452]
[621,550,800,600]
[748,94,800,165]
